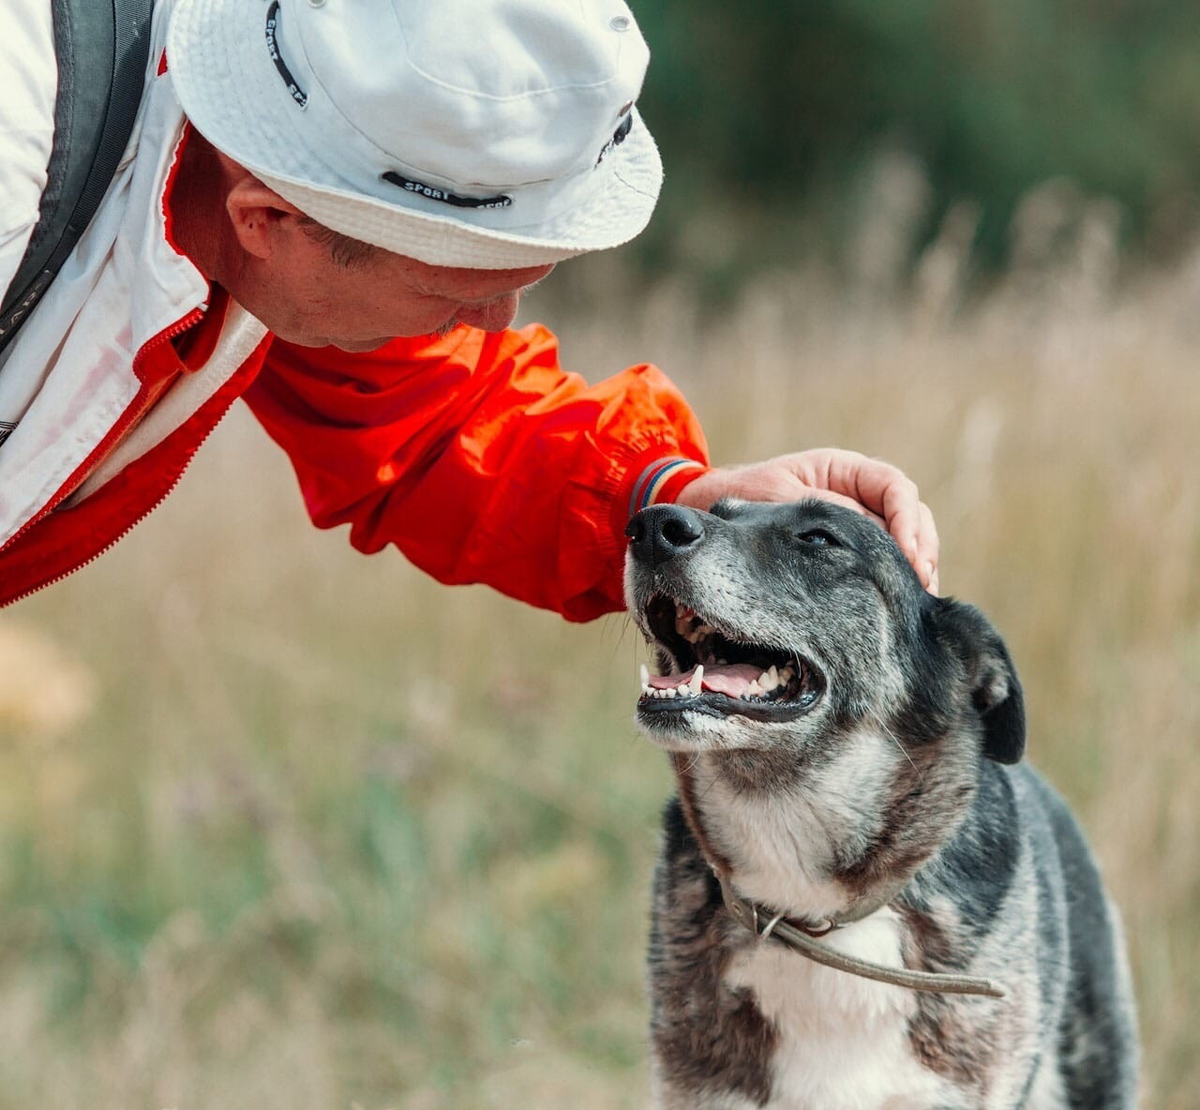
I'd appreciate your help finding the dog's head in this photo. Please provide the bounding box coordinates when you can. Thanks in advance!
[625,499,1024,776]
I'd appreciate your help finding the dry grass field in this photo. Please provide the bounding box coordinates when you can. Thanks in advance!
[2,220,1199,1107]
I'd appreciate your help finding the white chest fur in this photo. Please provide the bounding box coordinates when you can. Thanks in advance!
[690,735,903,922]
[724,910,958,1110]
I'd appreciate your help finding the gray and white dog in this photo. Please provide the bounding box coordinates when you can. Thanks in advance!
[624,499,1137,1110]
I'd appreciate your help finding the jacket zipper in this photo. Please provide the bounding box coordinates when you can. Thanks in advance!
[0,308,209,607]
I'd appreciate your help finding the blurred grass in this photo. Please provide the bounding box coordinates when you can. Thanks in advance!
[3,222,1200,1106]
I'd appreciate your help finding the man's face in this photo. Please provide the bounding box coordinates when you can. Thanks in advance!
[233,220,555,350]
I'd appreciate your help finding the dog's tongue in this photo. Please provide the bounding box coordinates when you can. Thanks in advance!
[648,664,762,697]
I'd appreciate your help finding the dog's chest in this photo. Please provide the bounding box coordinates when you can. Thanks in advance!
[724,911,958,1110]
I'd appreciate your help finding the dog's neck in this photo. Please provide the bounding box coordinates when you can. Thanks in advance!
[682,727,974,924]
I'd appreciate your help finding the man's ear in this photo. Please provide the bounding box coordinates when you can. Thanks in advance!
[933,600,1026,764]
[225,177,306,260]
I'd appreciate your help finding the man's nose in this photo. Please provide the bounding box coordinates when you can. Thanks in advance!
[455,291,523,332]
[626,505,705,566]
[454,263,556,332]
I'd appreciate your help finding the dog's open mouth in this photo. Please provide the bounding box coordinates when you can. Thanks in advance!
[637,593,825,722]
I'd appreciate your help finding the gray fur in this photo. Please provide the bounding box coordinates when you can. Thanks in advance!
[626,499,1138,1109]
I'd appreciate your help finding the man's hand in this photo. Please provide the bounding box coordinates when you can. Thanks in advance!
[675,448,940,593]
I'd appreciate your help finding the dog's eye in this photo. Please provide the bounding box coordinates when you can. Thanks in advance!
[796,529,840,548]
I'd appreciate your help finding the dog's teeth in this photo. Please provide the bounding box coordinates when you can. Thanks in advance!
[764,666,778,690]
[745,680,762,698]
[674,605,699,637]
[689,665,704,696]
[640,664,650,687]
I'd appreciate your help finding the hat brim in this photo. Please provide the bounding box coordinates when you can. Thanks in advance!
[166,0,663,269]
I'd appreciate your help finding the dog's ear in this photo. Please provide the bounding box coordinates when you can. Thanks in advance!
[932,600,1026,764]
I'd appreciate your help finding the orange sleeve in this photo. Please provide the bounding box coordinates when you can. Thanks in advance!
[242,324,710,621]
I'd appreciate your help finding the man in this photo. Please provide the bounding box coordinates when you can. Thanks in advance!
[0,0,938,618]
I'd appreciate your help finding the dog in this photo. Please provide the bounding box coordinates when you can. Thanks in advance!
[624,498,1137,1110]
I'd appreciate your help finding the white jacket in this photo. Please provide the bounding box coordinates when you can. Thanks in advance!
[0,0,267,551]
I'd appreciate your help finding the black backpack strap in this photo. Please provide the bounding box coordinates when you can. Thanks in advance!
[0,0,155,355]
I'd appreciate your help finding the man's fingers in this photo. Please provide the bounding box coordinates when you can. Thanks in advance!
[811,482,938,590]
[669,455,939,592]
[916,501,941,592]
[797,451,940,590]
[874,479,939,591]
[855,464,920,541]
[827,454,938,580]
[817,452,916,534]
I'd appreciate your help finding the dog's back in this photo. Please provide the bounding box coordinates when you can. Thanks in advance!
[1016,767,1138,1105]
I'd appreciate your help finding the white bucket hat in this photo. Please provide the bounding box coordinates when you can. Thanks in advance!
[166,0,663,269]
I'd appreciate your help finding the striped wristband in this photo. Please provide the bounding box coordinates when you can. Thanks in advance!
[628,456,708,520]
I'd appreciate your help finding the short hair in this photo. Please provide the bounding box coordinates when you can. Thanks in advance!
[296,216,382,268]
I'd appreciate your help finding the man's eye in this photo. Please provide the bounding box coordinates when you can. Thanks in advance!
[796,529,839,547]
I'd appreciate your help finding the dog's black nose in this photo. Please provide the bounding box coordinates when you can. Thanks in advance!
[626,505,705,565]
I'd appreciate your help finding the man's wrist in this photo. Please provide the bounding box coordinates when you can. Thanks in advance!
[610,450,710,548]
[631,456,709,515]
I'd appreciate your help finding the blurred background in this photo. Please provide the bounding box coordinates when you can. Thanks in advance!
[2,1,1200,1106]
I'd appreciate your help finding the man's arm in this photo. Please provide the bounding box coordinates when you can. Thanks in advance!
[244,324,710,621]
[244,324,940,620]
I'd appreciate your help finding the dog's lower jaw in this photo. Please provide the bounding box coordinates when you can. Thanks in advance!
[636,698,826,754]
[635,708,757,754]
